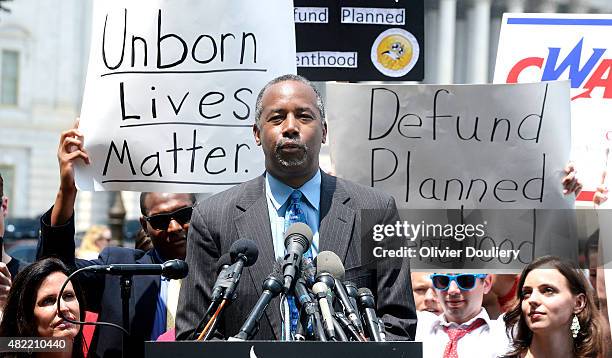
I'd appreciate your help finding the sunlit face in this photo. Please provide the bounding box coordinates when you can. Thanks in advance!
[521,269,585,334]
[435,273,491,324]
[411,272,443,315]
[140,193,193,261]
[253,80,327,184]
[34,272,81,339]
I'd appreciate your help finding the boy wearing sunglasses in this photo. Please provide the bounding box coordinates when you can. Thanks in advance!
[36,123,196,357]
[415,273,510,358]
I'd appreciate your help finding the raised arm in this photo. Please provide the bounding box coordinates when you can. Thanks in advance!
[51,120,90,226]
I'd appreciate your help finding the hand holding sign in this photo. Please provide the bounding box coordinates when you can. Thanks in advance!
[58,120,90,193]
[52,121,91,226]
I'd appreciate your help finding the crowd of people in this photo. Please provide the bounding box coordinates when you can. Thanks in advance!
[0,74,609,357]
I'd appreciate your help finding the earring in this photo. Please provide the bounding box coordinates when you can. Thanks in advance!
[570,314,581,338]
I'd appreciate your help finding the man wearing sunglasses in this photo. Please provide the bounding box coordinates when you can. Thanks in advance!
[415,273,510,358]
[36,123,196,357]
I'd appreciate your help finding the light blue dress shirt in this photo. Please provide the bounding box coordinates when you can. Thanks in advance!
[265,169,321,259]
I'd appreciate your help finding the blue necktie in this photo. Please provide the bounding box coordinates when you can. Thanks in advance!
[284,190,311,337]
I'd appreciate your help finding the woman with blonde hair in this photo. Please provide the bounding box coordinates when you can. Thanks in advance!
[76,225,111,260]
[503,256,607,358]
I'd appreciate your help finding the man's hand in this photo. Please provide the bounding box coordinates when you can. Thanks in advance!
[51,120,90,226]
[0,262,11,311]
[594,170,608,206]
[58,119,90,193]
[562,162,582,196]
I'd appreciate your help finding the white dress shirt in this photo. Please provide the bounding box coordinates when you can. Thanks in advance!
[416,309,511,358]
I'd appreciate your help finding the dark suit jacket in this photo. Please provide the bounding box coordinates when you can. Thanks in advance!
[38,209,161,358]
[175,171,417,341]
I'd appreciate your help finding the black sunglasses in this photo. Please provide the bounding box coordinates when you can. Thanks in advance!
[145,206,193,230]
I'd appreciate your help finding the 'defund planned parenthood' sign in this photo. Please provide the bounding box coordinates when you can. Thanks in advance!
[294,0,424,81]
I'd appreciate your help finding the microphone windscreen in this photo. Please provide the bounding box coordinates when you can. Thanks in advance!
[357,287,376,308]
[230,239,259,267]
[357,287,374,297]
[314,251,345,280]
[162,259,189,279]
[312,281,328,295]
[284,222,313,248]
[216,253,232,273]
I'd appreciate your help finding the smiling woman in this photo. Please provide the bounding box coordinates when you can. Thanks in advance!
[0,258,85,358]
[502,256,608,358]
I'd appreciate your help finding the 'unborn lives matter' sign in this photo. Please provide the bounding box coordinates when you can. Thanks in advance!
[76,0,296,192]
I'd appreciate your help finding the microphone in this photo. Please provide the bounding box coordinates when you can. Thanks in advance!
[211,253,233,303]
[357,288,384,342]
[315,252,363,335]
[231,259,283,341]
[312,281,335,340]
[300,256,316,287]
[344,281,359,311]
[191,254,233,340]
[195,240,258,341]
[294,278,327,341]
[314,251,345,280]
[223,239,259,300]
[282,223,313,292]
[86,259,188,279]
[334,312,362,341]
[216,253,232,272]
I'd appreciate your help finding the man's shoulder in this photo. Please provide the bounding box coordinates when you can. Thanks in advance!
[328,174,395,207]
[99,246,151,263]
[197,176,263,208]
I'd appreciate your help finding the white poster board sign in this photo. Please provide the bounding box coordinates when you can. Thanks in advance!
[76,0,296,192]
[494,13,612,201]
[326,81,572,209]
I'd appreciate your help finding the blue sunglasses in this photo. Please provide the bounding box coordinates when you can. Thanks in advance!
[430,274,487,291]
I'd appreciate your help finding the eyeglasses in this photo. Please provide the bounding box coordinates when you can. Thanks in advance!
[430,274,487,291]
[144,206,193,230]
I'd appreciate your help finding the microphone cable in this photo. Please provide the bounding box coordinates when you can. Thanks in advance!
[57,266,129,335]
[196,298,228,341]
[189,300,219,340]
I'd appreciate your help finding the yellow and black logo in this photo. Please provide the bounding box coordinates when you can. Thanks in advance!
[371,29,419,77]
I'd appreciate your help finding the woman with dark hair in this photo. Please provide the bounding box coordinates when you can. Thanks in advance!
[0,257,85,358]
[503,255,607,358]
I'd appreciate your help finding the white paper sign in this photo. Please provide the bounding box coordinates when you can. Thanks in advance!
[494,13,612,200]
[76,0,296,192]
[326,81,572,209]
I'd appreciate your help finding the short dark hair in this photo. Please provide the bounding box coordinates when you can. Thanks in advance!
[502,256,607,358]
[0,258,86,357]
[139,192,197,216]
[254,74,325,128]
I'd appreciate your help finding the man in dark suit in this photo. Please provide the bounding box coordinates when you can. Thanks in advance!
[37,124,195,357]
[0,172,27,316]
[175,74,418,341]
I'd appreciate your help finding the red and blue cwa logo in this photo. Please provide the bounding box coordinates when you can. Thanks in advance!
[506,38,612,101]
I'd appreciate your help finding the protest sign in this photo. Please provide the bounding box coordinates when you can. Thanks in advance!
[76,0,296,192]
[494,13,612,202]
[326,81,572,210]
[327,81,576,270]
[294,0,424,81]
